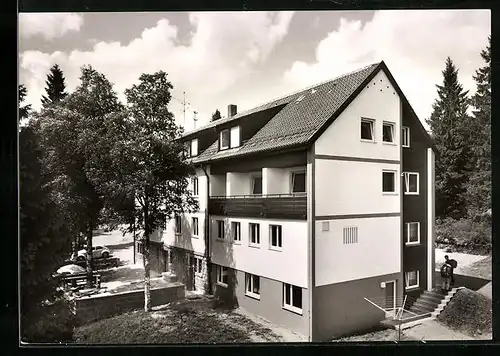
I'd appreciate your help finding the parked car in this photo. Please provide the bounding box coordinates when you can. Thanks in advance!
[75,245,111,261]
[55,264,86,277]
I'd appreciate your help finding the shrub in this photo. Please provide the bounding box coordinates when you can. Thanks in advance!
[21,299,76,344]
[436,217,491,253]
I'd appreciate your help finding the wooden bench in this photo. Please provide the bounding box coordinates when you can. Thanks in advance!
[61,272,102,290]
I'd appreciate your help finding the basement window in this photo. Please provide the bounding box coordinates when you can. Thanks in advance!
[283,283,302,314]
[245,273,260,300]
[216,265,229,287]
[405,270,419,290]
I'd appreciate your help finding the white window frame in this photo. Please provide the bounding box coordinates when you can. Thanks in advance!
[231,221,241,244]
[404,172,419,195]
[361,118,375,142]
[402,126,410,148]
[405,270,420,290]
[192,217,199,238]
[174,215,181,234]
[269,225,283,251]
[405,222,420,245]
[382,121,395,144]
[249,223,260,247]
[245,273,261,300]
[230,126,241,148]
[216,220,225,241]
[190,139,199,157]
[290,171,306,194]
[251,175,263,195]
[216,265,229,287]
[382,170,397,194]
[191,177,199,197]
[283,283,303,315]
[219,129,230,150]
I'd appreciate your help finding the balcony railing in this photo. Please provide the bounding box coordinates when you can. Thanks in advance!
[208,194,307,220]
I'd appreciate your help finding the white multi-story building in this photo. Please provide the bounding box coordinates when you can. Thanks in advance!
[136,61,436,341]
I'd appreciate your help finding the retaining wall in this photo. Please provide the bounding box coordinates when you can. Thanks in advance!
[73,282,185,325]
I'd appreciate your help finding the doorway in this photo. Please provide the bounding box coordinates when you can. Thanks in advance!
[187,255,196,291]
[385,280,396,317]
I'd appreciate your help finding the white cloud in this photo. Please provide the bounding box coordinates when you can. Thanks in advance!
[282,10,491,126]
[19,11,294,130]
[19,13,84,40]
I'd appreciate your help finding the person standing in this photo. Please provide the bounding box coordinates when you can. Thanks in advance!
[444,255,458,285]
[440,263,452,292]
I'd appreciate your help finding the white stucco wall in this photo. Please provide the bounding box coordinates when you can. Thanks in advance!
[314,70,401,161]
[162,212,206,254]
[315,160,400,216]
[315,216,401,286]
[263,166,306,195]
[210,174,226,197]
[210,216,308,288]
[226,172,256,196]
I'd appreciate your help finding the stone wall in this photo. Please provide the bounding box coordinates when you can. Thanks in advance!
[165,246,210,294]
[73,282,185,326]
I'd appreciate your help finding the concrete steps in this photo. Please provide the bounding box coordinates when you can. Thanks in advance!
[430,287,464,317]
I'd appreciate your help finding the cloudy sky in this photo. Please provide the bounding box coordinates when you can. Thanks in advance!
[19,10,490,132]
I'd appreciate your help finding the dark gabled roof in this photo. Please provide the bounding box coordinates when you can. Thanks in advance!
[190,61,434,164]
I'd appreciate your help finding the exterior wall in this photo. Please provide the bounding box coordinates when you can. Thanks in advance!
[227,172,257,196]
[427,148,436,291]
[314,70,401,161]
[210,174,226,196]
[313,272,402,340]
[315,160,400,216]
[402,105,432,294]
[135,240,166,275]
[162,212,206,255]
[165,246,209,292]
[315,216,401,286]
[263,166,306,195]
[210,216,308,288]
[211,264,310,338]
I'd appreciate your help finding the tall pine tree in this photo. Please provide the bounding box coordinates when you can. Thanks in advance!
[465,37,491,219]
[426,57,471,220]
[41,64,68,107]
[211,109,221,121]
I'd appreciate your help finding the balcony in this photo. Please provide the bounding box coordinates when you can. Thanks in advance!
[208,194,307,220]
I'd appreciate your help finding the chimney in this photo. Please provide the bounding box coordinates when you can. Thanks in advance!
[227,104,237,118]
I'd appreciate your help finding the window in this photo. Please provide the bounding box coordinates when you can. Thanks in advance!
[194,257,203,275]
[252,176,262,195]
[249,223,260,246]
[383,122,395,143]
[216,220,225,240]
[216,265,229,287]
[137,242,144,254]
[245,273,260,299]
[402,126,410,147]
[382,171,396,193]
[405,222,420,245]
[361,118,375,141]
[405,270,420,289]
[269,225,282,250]
[404,172,419,195]
[291,172,306,194]
[175,215,181,234]
[343,226,358,244]
[190,139,199,157]
[230,126,240,148]
[191,177,199,196]
[231,222,241,243]
[220,129,230,150]
[192,217,199,237]
[283,283,302,314]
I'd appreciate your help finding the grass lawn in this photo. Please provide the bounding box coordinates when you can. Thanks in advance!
[73,300,283,344]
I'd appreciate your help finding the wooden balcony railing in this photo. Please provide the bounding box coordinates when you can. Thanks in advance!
[208,194,307,220]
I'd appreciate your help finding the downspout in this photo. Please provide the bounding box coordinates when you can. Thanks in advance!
[202,164,213,295]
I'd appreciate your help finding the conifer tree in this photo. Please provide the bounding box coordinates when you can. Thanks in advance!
[211,109,222,121]
[426,57,471,219]
[41,64,68,107]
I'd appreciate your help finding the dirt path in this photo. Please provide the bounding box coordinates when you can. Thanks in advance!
[403,320,491,341]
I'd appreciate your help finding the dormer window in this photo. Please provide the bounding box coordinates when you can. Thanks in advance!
[220,129,230,150]
[230,126,240,148]
[190,139,198,157]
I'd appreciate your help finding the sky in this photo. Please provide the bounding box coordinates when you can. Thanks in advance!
[19,10,490,133]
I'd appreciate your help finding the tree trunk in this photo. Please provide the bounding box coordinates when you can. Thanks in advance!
[86,224,94,288]
[143,207,151,312]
